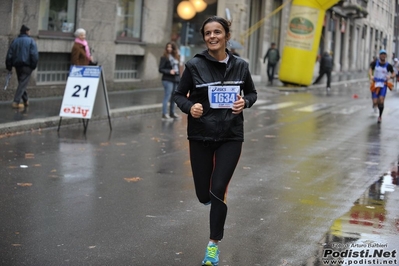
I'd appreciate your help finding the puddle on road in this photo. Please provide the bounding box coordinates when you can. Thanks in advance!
[305,162,399,266]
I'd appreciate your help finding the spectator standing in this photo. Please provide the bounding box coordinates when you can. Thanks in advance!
[313,51,333,92]
[370,55,377,65]
[174,16,257,266]
[71,28,96,66]
[263,42,280,85]
[158,42,181,120]
[5,25,39,109]
[393,58,399,90]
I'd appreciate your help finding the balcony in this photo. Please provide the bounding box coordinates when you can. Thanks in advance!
[332,0,369,19]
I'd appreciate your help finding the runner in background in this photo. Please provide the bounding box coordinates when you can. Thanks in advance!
[368,49,395,123]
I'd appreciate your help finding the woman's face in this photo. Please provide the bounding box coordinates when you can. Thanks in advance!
[78,32,86,41]
[166,44,173,54]
[203,21,229,53]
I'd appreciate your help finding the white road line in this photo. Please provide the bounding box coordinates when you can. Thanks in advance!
[295,103,330,112]
[253,99,271,105]
[331,105,367,114]
[257,101,300,110]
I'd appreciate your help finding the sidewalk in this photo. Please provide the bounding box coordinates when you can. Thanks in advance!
[0,88,166,135]
[0,72,368,135]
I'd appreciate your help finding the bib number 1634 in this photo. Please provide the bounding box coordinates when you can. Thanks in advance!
[208,85,240,109]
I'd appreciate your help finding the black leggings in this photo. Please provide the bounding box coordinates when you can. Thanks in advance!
[189,140,242,240]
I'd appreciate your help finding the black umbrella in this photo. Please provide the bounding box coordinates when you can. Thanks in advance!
[4,71,11,90]
[229,40,244,50]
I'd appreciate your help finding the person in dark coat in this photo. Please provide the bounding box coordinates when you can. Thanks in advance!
[313,51,333,90]
[5,25,39,108]
[263,42,280,85]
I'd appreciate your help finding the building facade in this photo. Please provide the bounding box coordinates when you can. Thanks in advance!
[394,0,399,58]
[0,0,395,100]
[325,0,396,71]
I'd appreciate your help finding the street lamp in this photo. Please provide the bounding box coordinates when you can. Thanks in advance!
[189,0,207,12]
[177,1,196,20]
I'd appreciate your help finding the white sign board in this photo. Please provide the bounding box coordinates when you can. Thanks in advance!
[59,66,103,119]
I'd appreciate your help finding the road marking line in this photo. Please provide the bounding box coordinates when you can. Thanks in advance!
[253,99,271,105]
[332,105,366,114]
[295,103,330,112]
[258,101,300,110]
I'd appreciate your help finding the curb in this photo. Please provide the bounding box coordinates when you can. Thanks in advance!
[0,104,162,136]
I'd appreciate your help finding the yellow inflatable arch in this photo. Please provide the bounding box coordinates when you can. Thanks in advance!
[279,0,340,86]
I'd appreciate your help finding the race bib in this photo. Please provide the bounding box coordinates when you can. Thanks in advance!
[208,85,240,109]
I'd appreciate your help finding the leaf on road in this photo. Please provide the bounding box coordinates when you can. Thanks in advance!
[88,246,96,249]
[51,169,57,173]
[124,177,142,182]
[265,135,276,138]
[116,142,127,146]
[33,164,41,167]
[11,244,22,247]
[250,139,258,142]
[17,183,33,187]
[25,153,35,159]
[243,166,251,170]
[100,142,110,146]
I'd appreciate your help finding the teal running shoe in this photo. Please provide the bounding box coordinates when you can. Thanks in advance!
[202,243,219,266]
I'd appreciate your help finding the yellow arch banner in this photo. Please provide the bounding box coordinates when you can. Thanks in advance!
[279,0,340,86]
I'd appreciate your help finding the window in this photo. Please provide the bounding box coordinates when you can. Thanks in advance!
[116,0,143,41]
[37,53,70,84]
[271,0,283,46]
[39,0,77,35]
[114,55,142,80]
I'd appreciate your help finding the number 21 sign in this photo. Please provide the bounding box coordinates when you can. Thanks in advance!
[59,66,102,119]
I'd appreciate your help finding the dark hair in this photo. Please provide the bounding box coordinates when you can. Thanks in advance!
[20,24,30,34]
[200,16,231,40]
[163,41,180,60]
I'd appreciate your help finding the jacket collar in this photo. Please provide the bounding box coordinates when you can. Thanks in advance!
[195,49,235,63]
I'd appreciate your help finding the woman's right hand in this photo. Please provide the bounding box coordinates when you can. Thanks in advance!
[190,103,203,118]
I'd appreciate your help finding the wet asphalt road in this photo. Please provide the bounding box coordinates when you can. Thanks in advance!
[1,81,399,266]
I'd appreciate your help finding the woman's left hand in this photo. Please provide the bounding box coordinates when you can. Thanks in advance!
[232,94,245,114]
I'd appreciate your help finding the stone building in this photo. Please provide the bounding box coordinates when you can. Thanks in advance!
[325,0,396,71]
[393,0,399,58]
[0,0,395,100]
